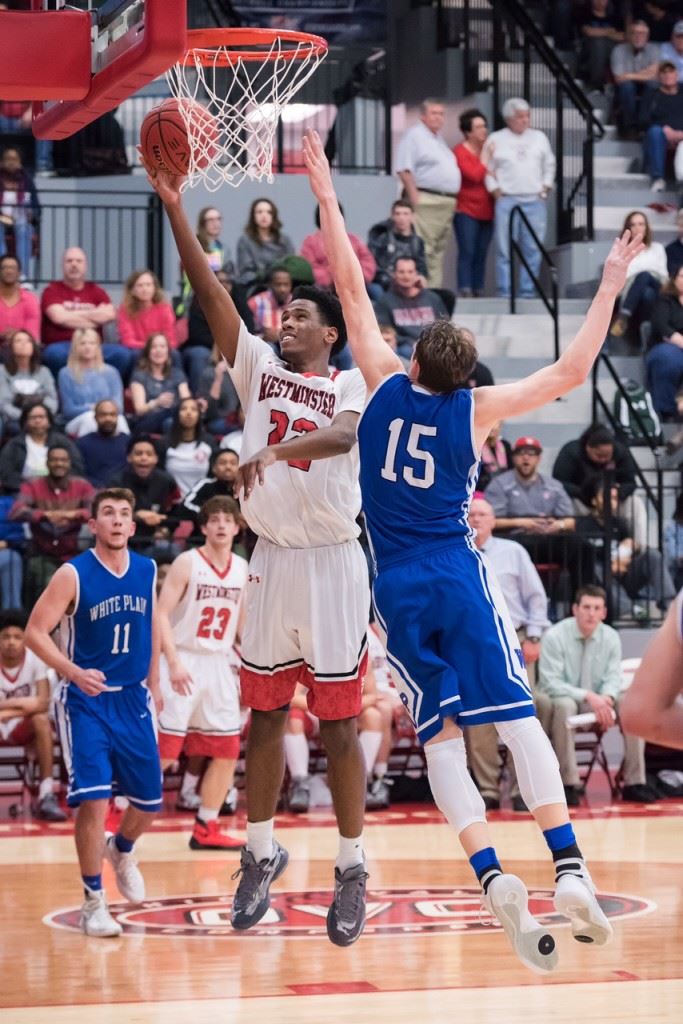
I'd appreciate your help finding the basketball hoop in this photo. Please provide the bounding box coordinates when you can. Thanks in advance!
[166,28,328,191]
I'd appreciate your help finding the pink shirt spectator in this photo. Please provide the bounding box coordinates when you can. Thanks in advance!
[116,302,178,350]
[300,230,376,289]
[40,281,112,346]
[0,287,40,340]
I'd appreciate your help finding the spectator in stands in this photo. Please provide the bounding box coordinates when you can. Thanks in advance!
[0,329,57,438]
[158,397,216,499]
[483,98,556,299]
[610,19,660,136]
[367,199,428,292]
[0,99,52,174]
[116,269,177,373]
[179,448,240,544]
[637,1,680,44]
[666,208,683,275]
[0,254,39,340]
[664,489,683,589]
[177,205,232,318]
[76,398,129,488]
[610,210,668,337]
[576,475,675,616]
[547,0,583,50]
[477,420,512,491]
[109,435,179,551]
[452,108,495,298]
[372,256,448,359]
[0,147,40,281]
[538,585,658,805]
[301,204,377,296]
[248,265,292,344]
[553,423,646,547]
[646,264,683,418]
[236,198,294,293]
[130,332,190,435]
[197,345,241,435]
[578,0,624,94]
[467,497,552,812]
[0,610,66,821]
[484,435,596,598]
[642,60,683,191]
[0,399,82,494]
[57,327,126,438]
[10,444,94,601]
[660,18,683,81]
[40,246,126,378]
[183,267,253,393]
[396,98,461,288]
[0,487,24,609]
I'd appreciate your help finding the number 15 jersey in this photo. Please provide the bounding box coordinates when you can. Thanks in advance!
[171,548,248,653]
[228,322,366,548]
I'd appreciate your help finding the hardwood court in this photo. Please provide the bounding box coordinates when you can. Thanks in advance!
[0,801,681,1024]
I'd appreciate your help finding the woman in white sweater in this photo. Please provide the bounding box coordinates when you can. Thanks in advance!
[611,210,668,339]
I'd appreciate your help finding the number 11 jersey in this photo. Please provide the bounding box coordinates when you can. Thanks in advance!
[171,548,247,653]
[228,322,366,548]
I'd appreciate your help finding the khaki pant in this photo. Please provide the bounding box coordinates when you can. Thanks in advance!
[549,695,645,787]
[466,628,552,800]
[415,191,456,288]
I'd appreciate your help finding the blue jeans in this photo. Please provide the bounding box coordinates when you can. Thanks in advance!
[621,271,661,322]
[0,220,33,277]
[0,115,52,171]
[453,212,493,292]
[643,124,670,180]
[181,345,212,395]
[618,81,658,132]
[494,195,548,298]
[42,340,134,380]
[0,548,23,608]
[646,341,683,417]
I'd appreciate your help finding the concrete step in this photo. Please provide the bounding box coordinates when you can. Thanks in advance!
[455,298,590,315]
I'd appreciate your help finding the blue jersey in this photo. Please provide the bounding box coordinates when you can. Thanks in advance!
[358,373,479,572]
[62,549,156,688]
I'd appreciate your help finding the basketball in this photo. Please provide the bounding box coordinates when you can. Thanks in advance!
[139,98,218,176]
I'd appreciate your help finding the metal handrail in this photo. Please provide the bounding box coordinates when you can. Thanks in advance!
[508,203,559,362]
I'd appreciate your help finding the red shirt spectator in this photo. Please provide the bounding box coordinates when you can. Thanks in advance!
[10,447,94,561]
[301,203,376,289]
[0,255,40,340]
[40,247,115,347]
[116,269,178,350]
[453,142,495,220]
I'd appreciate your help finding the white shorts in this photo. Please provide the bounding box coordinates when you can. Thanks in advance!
[240,537,370,719]
[157,650,241,759]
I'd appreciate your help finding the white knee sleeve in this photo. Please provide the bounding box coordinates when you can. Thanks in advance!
[425,737,487,834]
[496,717,565,810]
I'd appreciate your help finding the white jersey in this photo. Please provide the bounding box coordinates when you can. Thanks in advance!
[0,650,48,701]
[171,548,248,653]
[229,321,366,548]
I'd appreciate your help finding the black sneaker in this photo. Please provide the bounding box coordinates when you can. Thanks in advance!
[35,793,67,822]
[326,860,369,947]
[483,796,501,811]
[621,783,659,803]
[564,785,581,807]
[511,795,529,813]
[287,776,310,813]
[230,840,289,930]
[365,775,392,810]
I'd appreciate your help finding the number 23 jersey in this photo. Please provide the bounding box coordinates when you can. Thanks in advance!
[228,322,366,548]
[171,548,248,653]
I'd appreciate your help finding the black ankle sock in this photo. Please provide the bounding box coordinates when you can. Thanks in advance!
[553,843,585,881]
[478,867,503,894]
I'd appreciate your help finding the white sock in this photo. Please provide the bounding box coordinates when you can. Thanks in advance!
[373,761,388,780]
[336,834,364,873]
[39,777,54,800]
[247,819,274,863]
[114,796,128,811]
[181,771,201,801]
[358,730,383,777]
[284,733,310,779]
[198,805,218,823]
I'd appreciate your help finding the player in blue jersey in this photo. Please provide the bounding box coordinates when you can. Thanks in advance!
[25,488,162,938]
[303,129,645,973]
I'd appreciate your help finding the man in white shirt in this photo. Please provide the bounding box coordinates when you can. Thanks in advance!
[661,20,683,83]
[395,99,461,289]
[466,498,552,811]
[482,98,556,299]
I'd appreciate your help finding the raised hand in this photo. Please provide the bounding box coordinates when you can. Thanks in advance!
[600,229,646,296]
[302,129,336,204]
[137,146,185,207]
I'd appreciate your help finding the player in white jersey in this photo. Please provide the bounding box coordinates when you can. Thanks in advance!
[0,610,66,821]
[143,156,371,947]
[158,496,247,850]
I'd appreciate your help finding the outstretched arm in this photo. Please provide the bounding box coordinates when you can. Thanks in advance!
[620,602,683,749]
[472,230,645,450]
[303,131,404,391]
[139,151,241,365]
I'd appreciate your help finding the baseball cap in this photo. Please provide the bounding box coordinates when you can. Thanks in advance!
[674,20,683,35]
[513,436,543,453]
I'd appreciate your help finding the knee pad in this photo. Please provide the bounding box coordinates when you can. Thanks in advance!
[425,737,487,834]
[496,717,565,810]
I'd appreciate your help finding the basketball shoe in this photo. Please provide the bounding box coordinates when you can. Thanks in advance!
[176,792,201,812]
[231,840,289,930]
[287,776,310,813]
[554,863,613,945]
[326,859,369,947]
[189,818,242,850]
[483,873,558,973]
[80,889,122,938]
[220,787,239,815]
[104,833,145,904]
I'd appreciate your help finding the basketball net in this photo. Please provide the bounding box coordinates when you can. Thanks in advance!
[166,31,327,191]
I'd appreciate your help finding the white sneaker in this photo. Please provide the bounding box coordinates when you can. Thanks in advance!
[650,178,666,193]
[554,867,613,945]
[104,833,145,903]
[80,889,122,937]
[484,873,558,974]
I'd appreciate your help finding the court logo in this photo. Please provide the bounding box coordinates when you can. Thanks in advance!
[43,886,655,939]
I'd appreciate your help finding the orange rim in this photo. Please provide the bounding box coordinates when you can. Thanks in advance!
[181,27,328,67]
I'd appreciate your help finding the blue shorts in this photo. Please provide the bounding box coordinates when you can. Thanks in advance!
[56,682,163,811]
[372,543,535,744]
